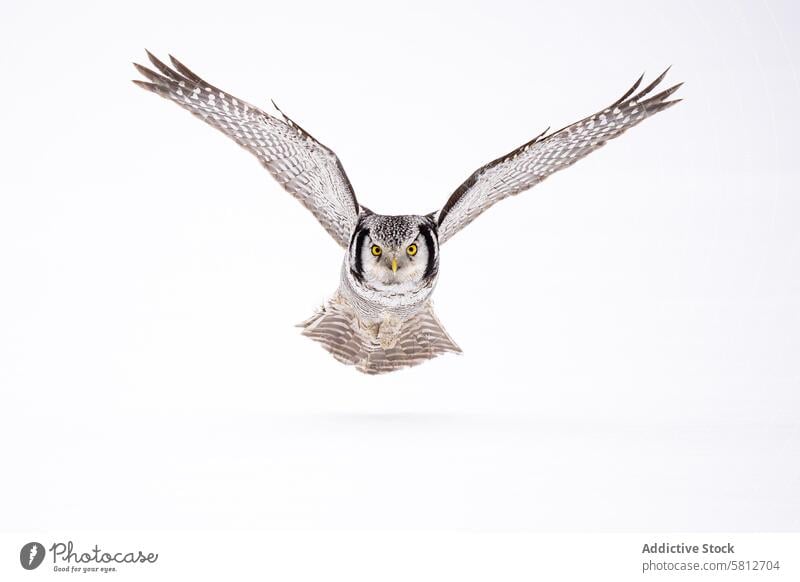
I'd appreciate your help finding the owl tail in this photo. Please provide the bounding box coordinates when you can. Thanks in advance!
[298,299,461,375]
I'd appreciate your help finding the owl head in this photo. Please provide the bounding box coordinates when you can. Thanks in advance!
[348,213,439,286]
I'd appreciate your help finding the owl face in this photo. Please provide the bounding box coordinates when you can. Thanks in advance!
[349,214,438,287]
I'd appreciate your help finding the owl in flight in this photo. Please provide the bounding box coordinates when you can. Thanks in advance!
[133,52,681,374]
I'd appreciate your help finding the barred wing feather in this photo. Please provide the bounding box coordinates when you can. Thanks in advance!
[436,70,682,244]
[133,51,360,248]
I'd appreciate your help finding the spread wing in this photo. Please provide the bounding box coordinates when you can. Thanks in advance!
[133,51,360,248]
[435,70,682,244]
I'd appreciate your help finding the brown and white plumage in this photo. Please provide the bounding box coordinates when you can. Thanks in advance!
[300,296,461,375]
[436,69,682,244]
[134,51,359,248]
[133,52,681,374]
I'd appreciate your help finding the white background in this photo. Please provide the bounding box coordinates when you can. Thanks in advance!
[1,0,798,547]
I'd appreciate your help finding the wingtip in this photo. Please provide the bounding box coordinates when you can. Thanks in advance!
[144,49,162,69]
[167,53,183,71]
[629,66,678,103]
[167,53,186,71]
[167,53,204,83]
[653,67,671,83]
[614,72,646,106]
[131,79,155,91]
[662,81,684,97]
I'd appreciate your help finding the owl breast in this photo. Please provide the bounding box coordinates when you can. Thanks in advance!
[339,262,436,326]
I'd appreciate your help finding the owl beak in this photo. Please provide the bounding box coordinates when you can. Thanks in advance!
[391,257,398,273]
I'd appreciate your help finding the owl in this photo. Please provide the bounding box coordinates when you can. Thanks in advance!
[134,52,681,374]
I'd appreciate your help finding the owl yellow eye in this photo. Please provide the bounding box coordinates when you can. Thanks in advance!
[371,245,382,256]
[406,244,418,256]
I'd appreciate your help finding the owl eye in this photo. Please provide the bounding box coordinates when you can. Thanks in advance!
[371,245,382,256]
[406,244,418,256]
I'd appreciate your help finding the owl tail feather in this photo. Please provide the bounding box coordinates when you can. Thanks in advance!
[298,299,461,375]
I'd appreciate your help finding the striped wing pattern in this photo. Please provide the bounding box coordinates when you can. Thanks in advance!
[133,51,360,248]
[436,69,682,244]
[300,299,461,374]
